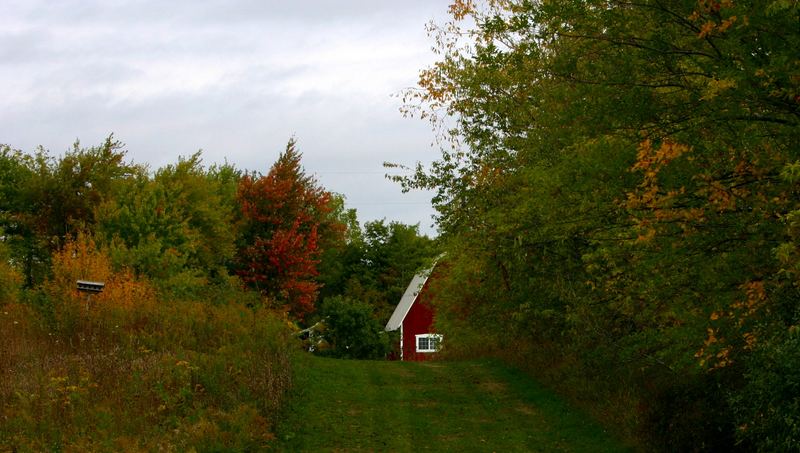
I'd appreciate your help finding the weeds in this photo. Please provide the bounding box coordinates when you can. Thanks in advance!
[0,235,294,451]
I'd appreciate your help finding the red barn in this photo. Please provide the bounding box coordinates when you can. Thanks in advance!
[385,265,441,361]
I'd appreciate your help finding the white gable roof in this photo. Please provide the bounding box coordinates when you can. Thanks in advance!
[384,265,433,332]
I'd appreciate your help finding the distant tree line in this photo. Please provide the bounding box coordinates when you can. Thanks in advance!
[0,136,437,329]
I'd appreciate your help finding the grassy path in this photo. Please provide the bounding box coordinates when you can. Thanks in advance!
[275,356,630,452]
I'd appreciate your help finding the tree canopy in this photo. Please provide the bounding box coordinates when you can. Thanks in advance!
[236,140,344,319]
[397,0,799,449]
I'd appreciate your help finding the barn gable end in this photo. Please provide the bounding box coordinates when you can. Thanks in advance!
[385,264,441,361]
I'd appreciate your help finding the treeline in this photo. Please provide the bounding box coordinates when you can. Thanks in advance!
[400,1,799,451]
[0,137,436,449]
[0,137,435,319]
[1,137,337,313]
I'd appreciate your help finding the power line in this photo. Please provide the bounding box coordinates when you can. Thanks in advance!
[307,169,412,176]
[345,201,432,206]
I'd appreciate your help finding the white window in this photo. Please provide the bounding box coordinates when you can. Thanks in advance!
[415,334,443,353]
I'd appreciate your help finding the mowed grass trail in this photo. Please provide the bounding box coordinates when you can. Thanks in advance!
[275,356,630,452]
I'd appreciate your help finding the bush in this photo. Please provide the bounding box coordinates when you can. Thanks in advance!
[732,329,800,451]
[0,237,21,306]
[315,296,390,360]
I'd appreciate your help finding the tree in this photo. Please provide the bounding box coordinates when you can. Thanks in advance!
[396,0,800,449]
[315,194,362,300]
[316,219,439,323]
[0,136,139,286]
[236,140,342,319]
[96,152,240,294]
[316,295,390,360]
[0,145,39,286]
[0,230,21,305]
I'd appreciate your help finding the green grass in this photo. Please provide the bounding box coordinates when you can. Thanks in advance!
[275,355,631,452]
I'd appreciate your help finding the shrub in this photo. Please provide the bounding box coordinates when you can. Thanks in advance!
[37,232,157,344]
[315,295,390,360]
[0,237,21,306]
[731,329,800,451]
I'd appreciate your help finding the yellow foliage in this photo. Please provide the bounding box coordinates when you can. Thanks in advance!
[695,327,720,366]
[449,0,475,21]
[46,232,157,333]
[706,181,737,210]
[635,228,656,243]
[742,332,757,350]
[702,78,738,100]
[729,280,767,321]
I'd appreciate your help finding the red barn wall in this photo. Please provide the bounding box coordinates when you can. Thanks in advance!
[402,295,436,362]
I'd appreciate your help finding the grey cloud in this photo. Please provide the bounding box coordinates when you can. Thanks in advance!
[0,0,449,235]
[10,0,444,29]
[0,28,55,63]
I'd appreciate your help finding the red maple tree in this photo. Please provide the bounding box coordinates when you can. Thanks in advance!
[236,140,338,319]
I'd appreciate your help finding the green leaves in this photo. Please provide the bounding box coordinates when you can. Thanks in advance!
[318,219,438,324]
[399,0,800,449]
[316,296,390,360]
[96,151,238,290]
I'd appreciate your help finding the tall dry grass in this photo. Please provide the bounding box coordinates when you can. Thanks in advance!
[0,235,294,452]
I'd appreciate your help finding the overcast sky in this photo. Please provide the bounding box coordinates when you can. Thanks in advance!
[1,0,451,236]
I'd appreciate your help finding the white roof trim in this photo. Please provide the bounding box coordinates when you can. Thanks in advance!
[384,265,434,332]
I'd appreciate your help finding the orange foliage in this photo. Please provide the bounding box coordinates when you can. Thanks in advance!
[630,139,688,177]
[627,138,773,243]
[691,1,740,38]
[731,280,767,321]
[47,232,156,327]
[695,327,733,370]
[696,280,768,370]
[449,0,475,21]
[626,140,704,239]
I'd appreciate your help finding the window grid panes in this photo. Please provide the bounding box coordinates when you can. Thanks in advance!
[416,334,442,353]
[418,337,430,350]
